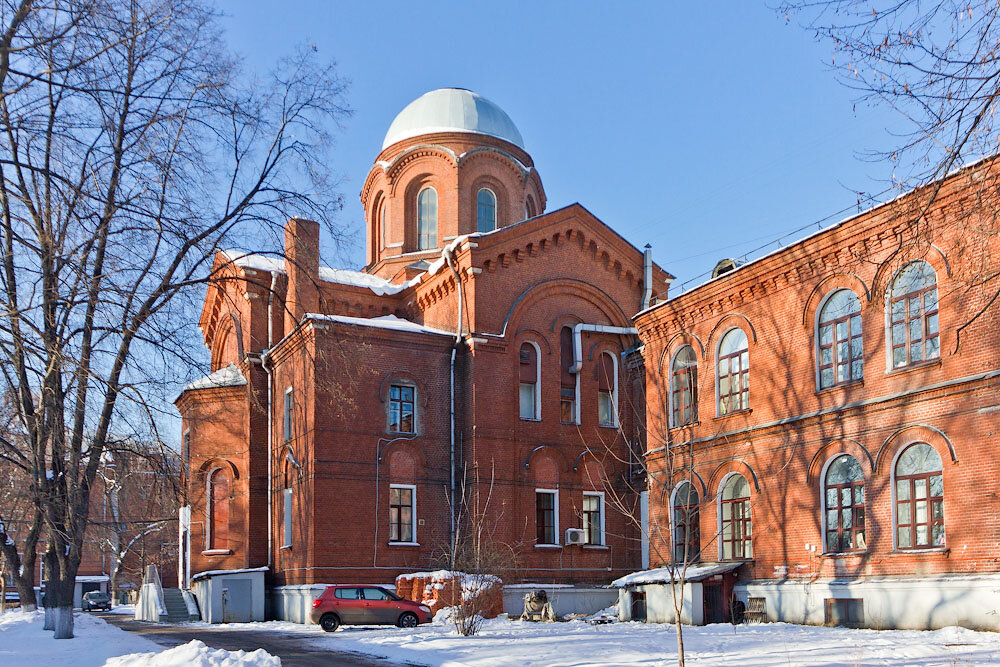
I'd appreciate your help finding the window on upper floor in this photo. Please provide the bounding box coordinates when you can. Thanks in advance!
[672,481,700,563]
[559,327,577,424]
[389,384,415,433]
[818,290,863,389]
[894,443,944,550]
[525,196,536,220]
[477,188,497,233]
[671,345,698,427]
[717,328,749,416]
[207,467,230,551]
[417,187,437,250]
[519,342,540,420]
[380,199,388,249]
[597,352,618,427]
[720,474,751,560]
[283,387,293,441]
[824,455,866,553]
[889,260,939,369]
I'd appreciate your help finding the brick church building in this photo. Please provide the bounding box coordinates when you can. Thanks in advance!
[177,89,670,616]
[177,88,999,629]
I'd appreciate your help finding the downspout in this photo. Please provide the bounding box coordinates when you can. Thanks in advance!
[443,242,464,558]
[264,270,279,570]
[569,323,638,424]
[642,244,653,311]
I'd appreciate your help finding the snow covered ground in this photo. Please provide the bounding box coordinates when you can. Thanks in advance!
[0,610,278,666]
[196,615,1000,666]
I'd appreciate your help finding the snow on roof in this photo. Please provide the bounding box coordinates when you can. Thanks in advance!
[220,250,412,297]
[307,313,456,338]
[611,562,742,587]
[76,575,111,583]
[182,363,247,392]
[191,566,268,582]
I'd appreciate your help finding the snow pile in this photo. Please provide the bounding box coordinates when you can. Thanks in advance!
[104,639,279,667]
[580,603,620,624]
[0,608,162,666]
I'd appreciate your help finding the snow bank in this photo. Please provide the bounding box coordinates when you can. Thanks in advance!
[0,609,161,666]
[104,639,279,667]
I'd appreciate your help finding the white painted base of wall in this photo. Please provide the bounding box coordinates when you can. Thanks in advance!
[734,575,1000,631]
[618,583,702,625]
[270,585,330,624]
[502,586,619,619]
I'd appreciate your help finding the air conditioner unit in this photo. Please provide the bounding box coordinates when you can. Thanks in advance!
[565,528,586,546]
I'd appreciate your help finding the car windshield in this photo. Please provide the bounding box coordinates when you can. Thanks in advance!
[86,593,108,600]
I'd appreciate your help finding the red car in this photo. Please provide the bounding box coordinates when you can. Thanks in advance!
[310,585,433,632]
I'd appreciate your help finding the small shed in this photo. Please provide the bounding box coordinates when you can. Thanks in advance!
[191,567,267,624]
[612,562,743,625]
[73,575,110,610]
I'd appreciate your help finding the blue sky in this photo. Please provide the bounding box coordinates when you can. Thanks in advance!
[219,1,902,290]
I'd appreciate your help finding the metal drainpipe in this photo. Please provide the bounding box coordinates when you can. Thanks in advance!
[568,323,639,424]
[443,243,464,558]
[265,270,278,569]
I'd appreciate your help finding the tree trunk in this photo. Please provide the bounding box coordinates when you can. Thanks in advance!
[52,574,75,638]
[675,617,685,667]
[42,550,57,630]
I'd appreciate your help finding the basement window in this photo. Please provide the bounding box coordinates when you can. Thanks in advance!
[825,598,864,628]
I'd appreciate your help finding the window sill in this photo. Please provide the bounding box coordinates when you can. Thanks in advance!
[279,545,292,551]
[560,421,579,426]
[821,550,868,558]
[201,549,232,556]
[816,379,864,396]
[886,358,942,377]
[388,541,420,547]
[386,430,417,437]
[519,417,541,422]
[669,421,700,432]
[534,544,562,550]
[888,547,949,556]
[598,423,619,430]
[714,409,752,421]
[583,545,608,550]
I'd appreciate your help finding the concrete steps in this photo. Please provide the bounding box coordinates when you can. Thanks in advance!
[162,587,198,623]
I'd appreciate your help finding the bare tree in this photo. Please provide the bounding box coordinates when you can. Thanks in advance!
[0,0,348,638]
[0,390,41,611]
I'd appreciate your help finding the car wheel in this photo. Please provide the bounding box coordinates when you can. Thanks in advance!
[398,612,419,628]
[319,613,340,633]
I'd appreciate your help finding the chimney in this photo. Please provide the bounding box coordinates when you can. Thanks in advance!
[284,217,320,333]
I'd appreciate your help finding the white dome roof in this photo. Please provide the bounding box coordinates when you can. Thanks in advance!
[382,88,525,150]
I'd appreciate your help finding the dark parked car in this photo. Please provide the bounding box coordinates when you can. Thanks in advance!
[82,591,111,611]
[310,585,432,632]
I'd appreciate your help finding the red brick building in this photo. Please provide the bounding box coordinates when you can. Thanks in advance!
[177,89,671,617]
[632,159,1000,630]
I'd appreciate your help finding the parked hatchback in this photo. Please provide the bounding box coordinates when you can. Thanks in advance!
[81,591,111,612]
[310,585,432,632]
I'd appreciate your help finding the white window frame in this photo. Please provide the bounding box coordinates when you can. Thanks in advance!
[535,488,560,546]
[597,351,619,428]
[389,483,418,545]
[283,386,293,441]
[519,340,542,421]
[282,486,293,548]
[582,491,606,546]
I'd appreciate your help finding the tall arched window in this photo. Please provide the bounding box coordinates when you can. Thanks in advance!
[476,188,497,233]
[282,461,293,548]
[417,187,437,250]
[894,443,944,549]
[380,200,388,249]
[559,327,577,424]
[207,467,230,551]
[525,196,536,220]
[671,345,697,427]
[672,481,700,563]
[717,329,749,415]
[597,351,618,427]
[720,474,751,560]
[824,455,866,553]
[519,342,539,420]
[818,290,863,388]
[889,260,939,369]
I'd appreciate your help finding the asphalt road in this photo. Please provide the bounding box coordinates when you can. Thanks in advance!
[96,613,419,666]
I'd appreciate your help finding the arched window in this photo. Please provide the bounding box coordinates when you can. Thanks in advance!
[525,196,536,220]
[207,467,230,551]
[597,351,618,427]
[889,261,939,368]
[380,200,388,249]
[818,290,863,388]
[824,455,866,553]
[417,187,437,250]
[717,329,749,415]
[671,345,697,427]
[519,342,540,420]
[559,327,577,424]
[894,443,944,549]
[282,462,293,548]
[720,474,751,560]
[476,188,497,233]
[672,481,700,563]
